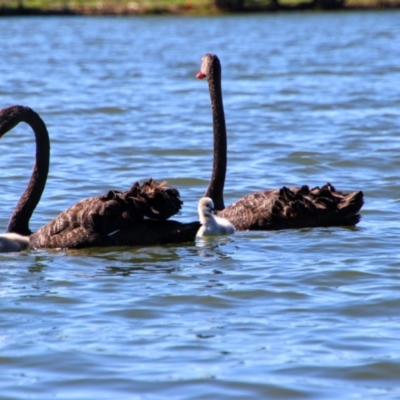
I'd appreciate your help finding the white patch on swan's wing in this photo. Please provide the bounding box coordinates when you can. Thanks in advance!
[0,233,30,252]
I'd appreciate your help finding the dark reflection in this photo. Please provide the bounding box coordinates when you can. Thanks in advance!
[196,333,214,339]
[60,243,194,259]
[28,262,47,274]
[68,243,197,276]
[205,279,225,289]
[103,264,179,276]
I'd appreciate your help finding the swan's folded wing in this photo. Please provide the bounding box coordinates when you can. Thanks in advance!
[30,190,146,249]
[218,183,364,231]
[29,180,185,249]
[217,189,279,231]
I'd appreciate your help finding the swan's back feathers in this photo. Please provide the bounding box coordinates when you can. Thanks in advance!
[30,179,186,249]
[217,183,364,231]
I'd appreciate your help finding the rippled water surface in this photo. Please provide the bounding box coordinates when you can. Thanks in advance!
[1,11,400,399]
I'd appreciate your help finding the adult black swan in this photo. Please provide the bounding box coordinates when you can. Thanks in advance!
[196,54,364,231]
[0,105,200,251]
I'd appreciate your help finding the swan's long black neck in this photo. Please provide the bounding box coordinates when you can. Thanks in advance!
[0,106,50,236]
[204,59,227,211]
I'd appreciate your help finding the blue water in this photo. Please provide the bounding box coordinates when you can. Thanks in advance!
[1,11,400,399]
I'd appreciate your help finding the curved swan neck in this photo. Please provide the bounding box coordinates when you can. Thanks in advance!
[0,106,50,236]
[203,56,227,211]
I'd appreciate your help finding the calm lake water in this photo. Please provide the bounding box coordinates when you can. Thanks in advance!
[1,10,400,399]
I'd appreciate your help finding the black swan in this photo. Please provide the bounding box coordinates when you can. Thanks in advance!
[196,197,235,237]
[0,105,200,250]
[0,105,49,251]
[196,54,364,231]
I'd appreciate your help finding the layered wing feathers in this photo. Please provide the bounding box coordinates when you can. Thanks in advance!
[30,179,188,249]
[218,183,364,231]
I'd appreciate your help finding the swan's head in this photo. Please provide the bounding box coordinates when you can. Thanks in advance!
[196,54,221,80]
[198,197,215,217]
[0,105,32,137]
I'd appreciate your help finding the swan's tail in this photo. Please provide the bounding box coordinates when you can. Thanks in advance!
[335,189,364,226]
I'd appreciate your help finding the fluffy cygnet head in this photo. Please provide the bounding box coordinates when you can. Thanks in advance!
[198,197,215,220]
[197,197,235,237]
